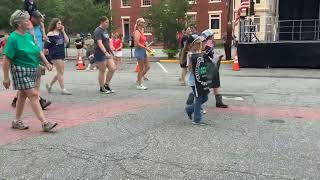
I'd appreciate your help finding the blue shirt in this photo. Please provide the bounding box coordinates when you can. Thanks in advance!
[34,26,43,50]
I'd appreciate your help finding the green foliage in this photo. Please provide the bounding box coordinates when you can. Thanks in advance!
[0,0,111,34]
[144,0,191,54]
[0,0,22,31]
[163,48,179,59]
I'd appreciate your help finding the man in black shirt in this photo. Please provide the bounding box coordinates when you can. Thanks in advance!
[24,0,38,15]
[94,16,116,94]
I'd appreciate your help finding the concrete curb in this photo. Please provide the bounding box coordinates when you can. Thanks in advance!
[221,60,234,64]
[159,59,179,63]
[159,59,234,64]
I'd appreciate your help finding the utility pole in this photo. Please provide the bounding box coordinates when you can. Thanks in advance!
[225,0,233,60]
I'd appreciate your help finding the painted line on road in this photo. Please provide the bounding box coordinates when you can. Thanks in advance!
[156,62,168,73]
[0,97,166,145]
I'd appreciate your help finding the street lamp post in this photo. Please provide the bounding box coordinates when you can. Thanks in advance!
[225,0,233,60]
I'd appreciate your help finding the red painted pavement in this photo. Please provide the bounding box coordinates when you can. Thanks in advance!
[208,105,320,121]
[0,91,164,145]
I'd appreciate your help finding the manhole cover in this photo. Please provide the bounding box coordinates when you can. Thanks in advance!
[294,116,303,119]
[267,119,285,124]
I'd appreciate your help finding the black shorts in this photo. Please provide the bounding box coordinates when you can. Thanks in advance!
[180,62,187,68]
[209,71,220,88]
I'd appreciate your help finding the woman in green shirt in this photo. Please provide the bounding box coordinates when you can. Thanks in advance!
[2,10,58,132]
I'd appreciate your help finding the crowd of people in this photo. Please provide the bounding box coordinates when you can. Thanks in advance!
[0,0,153,132]
[0,0,229,131]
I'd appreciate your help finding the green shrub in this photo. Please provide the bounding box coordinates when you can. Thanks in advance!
[163,48,179,59]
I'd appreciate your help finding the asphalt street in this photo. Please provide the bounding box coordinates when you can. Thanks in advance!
[0,61,320,179]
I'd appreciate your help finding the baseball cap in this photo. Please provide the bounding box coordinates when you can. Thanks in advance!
[187,34,205,45]
[30,10,44,19]
[202,29,215,40]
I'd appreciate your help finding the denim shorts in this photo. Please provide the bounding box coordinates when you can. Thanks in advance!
[94,54,111,63]
[134,48,147,60]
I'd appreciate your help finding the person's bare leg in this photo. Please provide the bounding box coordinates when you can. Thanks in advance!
[15,91,27,121]
[181,68,187,85]
[97,61,107,87]
[53,60,65,90]
[25,89,58,131]
[24,89,46,123]
[105,59,116,85]
[141,58,150,79]
[137,60,145,85]
[118,57,123,70]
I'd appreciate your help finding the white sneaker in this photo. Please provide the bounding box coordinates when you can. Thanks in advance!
[86,64,91,71]
[46,84,52,93]
[137,85,148,90]
[61,89,72,95]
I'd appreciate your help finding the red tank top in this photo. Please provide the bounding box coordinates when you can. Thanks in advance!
[112,38,122,50]
[1,39,6,48]
[138,30,147,45]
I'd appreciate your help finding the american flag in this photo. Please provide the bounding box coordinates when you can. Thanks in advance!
[234,0,250,26]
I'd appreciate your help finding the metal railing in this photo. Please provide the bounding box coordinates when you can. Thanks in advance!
[239,17,320,43]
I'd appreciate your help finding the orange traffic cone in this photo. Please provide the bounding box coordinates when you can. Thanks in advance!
[77,56,85,70]
[135,63,140,72]
[233,53,240,71]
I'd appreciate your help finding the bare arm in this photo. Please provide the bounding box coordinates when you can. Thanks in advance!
[61,26,69,44]
[2,56,11,89]
[39,52,53,71]
[3,56,10,80]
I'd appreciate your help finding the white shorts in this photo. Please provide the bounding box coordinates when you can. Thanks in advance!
[113,51,123,58]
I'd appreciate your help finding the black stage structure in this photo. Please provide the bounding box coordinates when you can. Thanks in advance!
[237,0,320,68]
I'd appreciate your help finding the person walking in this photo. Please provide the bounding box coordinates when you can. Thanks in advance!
[185,34,210,125]
[45,18,72,95]
[11,11,52,109]
[2,10,57,132]
[93,16,116,94]
[179,27,192,86]
[202,29,228,108]
[134,18,152,90]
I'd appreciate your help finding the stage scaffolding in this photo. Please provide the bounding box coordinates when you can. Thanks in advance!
[239,16,320,43]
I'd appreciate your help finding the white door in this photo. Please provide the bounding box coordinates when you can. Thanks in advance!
[209,14,221,39]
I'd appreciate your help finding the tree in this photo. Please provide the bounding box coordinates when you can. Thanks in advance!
[39,0,111,34]
[0,0,22,30]
[0,0,111,34]
[144,0,191,57]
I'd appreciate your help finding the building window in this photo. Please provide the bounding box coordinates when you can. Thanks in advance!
[210,15,220,30]
[121,0,131,7]
[186,13,197,27]
[209,0,221,3]
[254,16,260,32]
[255,0,260,4]
[141,0,152,7]
[144,20,153,35]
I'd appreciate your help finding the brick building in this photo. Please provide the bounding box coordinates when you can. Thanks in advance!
[110,0,229,43]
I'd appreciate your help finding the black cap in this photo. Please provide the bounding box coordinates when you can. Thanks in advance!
[30,10,44,19]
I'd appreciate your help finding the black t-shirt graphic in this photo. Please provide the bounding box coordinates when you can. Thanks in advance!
[191,53,210,97]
